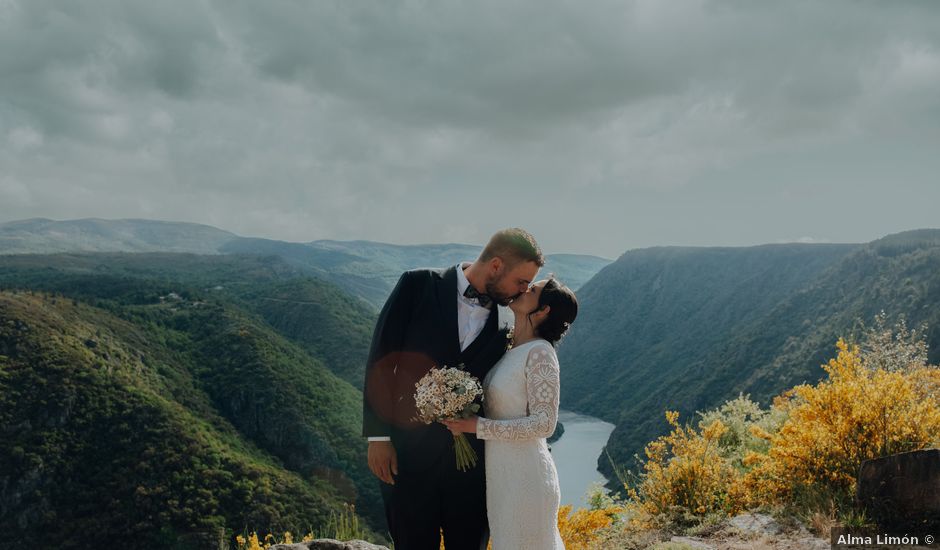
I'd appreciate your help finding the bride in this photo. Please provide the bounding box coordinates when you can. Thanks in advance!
[443,277,578,550]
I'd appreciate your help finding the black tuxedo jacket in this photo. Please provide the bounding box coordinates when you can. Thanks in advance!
[362,265,509,472]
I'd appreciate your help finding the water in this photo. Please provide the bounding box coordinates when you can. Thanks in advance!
[550,409,616,508]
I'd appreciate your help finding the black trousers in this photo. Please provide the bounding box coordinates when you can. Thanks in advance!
[379,443,489,550]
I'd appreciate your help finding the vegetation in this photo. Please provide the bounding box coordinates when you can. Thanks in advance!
[0,250,611,548]
[599,317,940,543]
[738,337,940,514]
[559,230,940,490]
[231,484,627,550]
[236,278,375,387]
[5,229,940,548]
[0,254,387,547]
[234,504,365,549]
[557,485,625,549]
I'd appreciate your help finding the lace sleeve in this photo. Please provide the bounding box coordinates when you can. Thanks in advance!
[476,343,559,441]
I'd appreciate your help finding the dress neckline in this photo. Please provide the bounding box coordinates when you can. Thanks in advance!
[508,338,548,352]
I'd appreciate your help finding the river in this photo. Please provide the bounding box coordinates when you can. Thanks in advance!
[550,409,616,508]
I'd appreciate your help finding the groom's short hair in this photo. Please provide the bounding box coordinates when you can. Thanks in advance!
[479,228,545,267]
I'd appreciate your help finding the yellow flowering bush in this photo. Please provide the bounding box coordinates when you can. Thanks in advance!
[440,495,623,550]
[557,501,624,549]
[624,410,741,530]
[697,393,787,471]
[618,325,940,534]
[739,338,940,507]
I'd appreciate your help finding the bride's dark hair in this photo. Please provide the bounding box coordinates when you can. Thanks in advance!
[528,277,578,347]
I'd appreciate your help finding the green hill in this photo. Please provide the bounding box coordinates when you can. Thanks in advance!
[0,254,387,547]
[0,252,374,386]
[559,230,940,488]
[234,278,376,388]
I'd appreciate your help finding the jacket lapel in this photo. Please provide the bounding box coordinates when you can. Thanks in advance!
[436,265,461,360]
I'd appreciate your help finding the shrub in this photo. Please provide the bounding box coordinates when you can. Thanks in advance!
[618,315,940,534]
[739,339,940,509]
[624,409,740,529]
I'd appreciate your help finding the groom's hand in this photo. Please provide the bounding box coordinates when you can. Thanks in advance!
[367,440,398,485]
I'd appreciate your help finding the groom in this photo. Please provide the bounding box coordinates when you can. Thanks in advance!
[362,228,544,549]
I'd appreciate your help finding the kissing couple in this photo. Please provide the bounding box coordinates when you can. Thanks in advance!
[362,228,578,549]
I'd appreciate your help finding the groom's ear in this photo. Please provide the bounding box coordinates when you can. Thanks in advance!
[489,256,503,274]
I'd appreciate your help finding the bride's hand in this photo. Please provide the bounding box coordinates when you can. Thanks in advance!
[440,416,478,435]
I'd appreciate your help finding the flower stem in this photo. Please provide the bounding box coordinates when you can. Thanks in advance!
[453,433,478,471]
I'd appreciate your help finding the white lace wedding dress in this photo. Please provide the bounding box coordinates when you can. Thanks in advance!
[475,338,565,550]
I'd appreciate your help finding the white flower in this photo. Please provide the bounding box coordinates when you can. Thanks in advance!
[412,366,484,424]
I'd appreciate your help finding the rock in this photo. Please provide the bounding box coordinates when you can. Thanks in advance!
[726,512,783,536]
[269,540,388,550]
[791,523,829,547]
[668,535,715,549]
[789,535,830,549]
[857,448,940,530]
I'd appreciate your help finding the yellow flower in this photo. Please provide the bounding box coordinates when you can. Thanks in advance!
[665,410,680,426]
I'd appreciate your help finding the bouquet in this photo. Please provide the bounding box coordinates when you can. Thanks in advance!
[412,366,484,471]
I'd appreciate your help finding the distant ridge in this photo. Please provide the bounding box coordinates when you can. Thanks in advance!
[0,218,612,305]
[0,217,238,254]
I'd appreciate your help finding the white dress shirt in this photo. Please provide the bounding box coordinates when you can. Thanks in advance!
[455,261,492,352]
[368,262,489,442]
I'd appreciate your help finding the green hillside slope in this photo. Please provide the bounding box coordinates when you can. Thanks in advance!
[0,291,383,547]
[0,253,372,386]
[0,254,388,546]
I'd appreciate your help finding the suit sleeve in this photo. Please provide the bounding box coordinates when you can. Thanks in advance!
[362,270,418,438]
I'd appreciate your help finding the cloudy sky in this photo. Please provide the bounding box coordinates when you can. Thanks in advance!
[1,1,938,258]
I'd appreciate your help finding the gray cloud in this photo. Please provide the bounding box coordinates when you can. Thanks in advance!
[1,0,939,257]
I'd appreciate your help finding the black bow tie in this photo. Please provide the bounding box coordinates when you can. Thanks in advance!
[463,285,493,308]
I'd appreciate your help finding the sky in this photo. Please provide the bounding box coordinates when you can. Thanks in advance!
[1,0,939,259]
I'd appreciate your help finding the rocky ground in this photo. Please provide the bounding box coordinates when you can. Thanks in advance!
[661,512,830,549]
[269,540,387,550]
[267,512,939,550]
[586,512,832,550]
[650,512,937,550]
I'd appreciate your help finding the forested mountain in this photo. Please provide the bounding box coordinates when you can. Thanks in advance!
[0,247,602,547]
[8,221,940,543]
[558,230,940,487]
[0,218,611,307]
[0,253,385,547]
